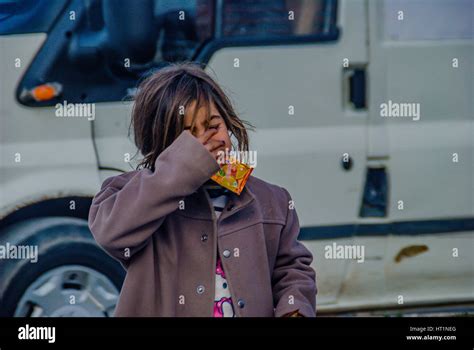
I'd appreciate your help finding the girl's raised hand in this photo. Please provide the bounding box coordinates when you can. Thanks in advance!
[196,129,226,161]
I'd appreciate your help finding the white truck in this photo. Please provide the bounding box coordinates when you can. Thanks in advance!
[0,0,472,317]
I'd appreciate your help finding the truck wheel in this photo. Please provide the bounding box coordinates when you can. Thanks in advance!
[0,217,125,317]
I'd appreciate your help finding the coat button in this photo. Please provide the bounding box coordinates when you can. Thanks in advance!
[237,299,245,308]
[222,249,231,258]
[201,234,208,242]
[196,285,205,294]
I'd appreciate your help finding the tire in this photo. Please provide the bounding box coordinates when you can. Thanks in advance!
[0,217,125,317]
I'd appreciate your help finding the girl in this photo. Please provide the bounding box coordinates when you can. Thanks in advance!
[88,62,316,317]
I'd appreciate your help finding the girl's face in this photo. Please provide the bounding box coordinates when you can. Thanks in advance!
[183,100,232,159]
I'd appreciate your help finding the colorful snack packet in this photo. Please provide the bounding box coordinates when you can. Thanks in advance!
[210,158,253,195]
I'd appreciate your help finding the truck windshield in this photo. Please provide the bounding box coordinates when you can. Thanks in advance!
[0,0,67,35]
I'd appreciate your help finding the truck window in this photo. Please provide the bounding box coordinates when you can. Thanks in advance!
[221,0,333,37]
[0,0,66,35]
[154,0,214,62]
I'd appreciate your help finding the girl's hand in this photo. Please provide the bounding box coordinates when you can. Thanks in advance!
[196,129,226,162]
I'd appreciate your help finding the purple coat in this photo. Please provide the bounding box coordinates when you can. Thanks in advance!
[88,131,316,317]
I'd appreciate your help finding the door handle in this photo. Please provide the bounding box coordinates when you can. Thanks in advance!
[343,67,367,110]
[359,167,388,217]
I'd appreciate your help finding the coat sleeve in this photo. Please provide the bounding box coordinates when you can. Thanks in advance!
[272,187,317,317]
[88,130,220,265]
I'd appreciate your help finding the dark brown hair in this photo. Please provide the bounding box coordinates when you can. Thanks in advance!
[130,62,254,171]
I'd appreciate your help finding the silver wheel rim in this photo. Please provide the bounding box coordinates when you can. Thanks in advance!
[14,265,119,317]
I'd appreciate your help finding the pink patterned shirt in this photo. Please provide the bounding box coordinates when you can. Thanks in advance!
[206,188,236,317]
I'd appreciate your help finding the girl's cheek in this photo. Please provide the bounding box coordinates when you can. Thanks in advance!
[222,133,232,150]
[215,128,230,145]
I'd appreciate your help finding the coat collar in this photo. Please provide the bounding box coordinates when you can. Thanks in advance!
[176,178,256,220]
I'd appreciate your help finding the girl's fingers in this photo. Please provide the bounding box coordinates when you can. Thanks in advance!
[204,139,225,153]
[195,129,224,161]
[197,128,218,144]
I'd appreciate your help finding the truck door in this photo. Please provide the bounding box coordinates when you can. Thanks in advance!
[367,0,474,310]
[202,0,369,308]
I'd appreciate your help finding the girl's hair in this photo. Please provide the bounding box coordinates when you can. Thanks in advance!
[130,61,254,171]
